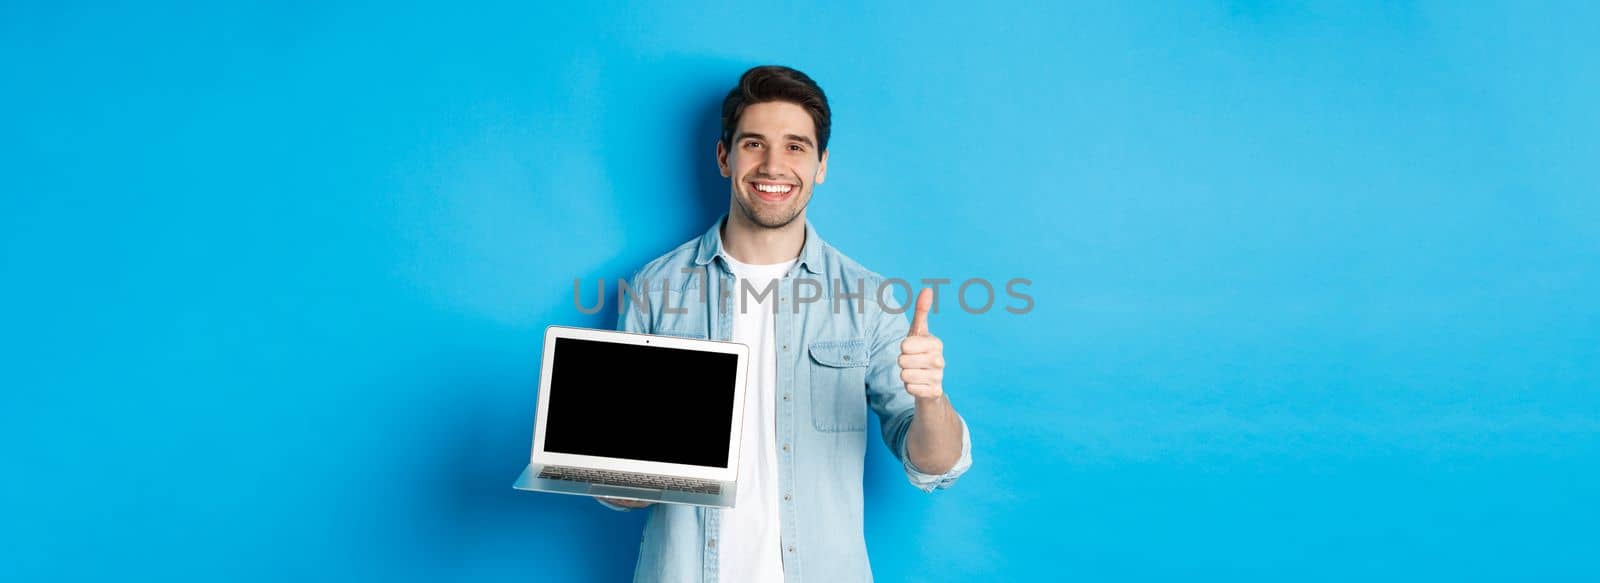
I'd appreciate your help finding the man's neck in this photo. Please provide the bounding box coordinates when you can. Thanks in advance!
[721,209,805,265]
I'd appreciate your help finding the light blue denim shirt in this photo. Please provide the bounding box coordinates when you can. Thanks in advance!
[600,215,973,582]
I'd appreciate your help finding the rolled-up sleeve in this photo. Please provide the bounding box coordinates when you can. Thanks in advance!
[899,414,973,492]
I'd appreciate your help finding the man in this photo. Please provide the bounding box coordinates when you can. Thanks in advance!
[597,65,972,582]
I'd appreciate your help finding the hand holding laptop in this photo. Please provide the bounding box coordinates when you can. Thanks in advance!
[599,496,652,508]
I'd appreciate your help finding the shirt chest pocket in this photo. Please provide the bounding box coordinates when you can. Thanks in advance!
[807,339,869,432]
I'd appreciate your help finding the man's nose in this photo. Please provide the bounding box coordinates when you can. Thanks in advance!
[757,151,781,176]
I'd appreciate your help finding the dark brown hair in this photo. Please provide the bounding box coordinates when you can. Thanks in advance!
[720,65,831,158]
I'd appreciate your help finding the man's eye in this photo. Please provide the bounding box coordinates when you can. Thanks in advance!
[744,142,761,149]
[788,144,803,152]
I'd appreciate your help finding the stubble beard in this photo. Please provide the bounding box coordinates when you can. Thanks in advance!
[734,184,808,230]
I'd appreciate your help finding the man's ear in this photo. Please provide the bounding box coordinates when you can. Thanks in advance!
[716,140,730,178]
[815,148,829,185]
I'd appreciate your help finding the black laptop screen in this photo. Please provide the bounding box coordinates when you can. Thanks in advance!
[542,336,739,468]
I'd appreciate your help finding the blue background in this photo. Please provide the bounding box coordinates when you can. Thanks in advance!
[3,1,1597,581]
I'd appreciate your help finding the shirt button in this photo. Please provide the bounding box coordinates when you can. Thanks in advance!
[784,493,792,501]
[782,443,790,452]
[708,539,716,549]
[787,545,796,553]
[783,393,791,401]
[842,355,850,361]
[783,344,790,351]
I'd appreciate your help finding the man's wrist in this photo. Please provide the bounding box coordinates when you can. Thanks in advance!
[912,393,952,418]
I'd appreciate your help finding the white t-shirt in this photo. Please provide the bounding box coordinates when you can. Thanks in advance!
[718,254,796,583]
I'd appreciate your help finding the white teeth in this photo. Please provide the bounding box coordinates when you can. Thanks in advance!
[755,183,793,194]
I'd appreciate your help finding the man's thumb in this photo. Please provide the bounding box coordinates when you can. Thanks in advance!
[908,288,933,336]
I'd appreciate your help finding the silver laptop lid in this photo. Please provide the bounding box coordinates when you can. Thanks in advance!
[529,325,749,483]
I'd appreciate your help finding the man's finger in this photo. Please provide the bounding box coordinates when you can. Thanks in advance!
[899,353,942,370]
[900,335,942,355]
[901,368,942,385]
[908,288,933,337]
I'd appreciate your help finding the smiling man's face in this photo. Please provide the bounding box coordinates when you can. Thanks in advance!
[717,100,829,229]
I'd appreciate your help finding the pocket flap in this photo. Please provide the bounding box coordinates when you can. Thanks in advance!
[808,339,868,368]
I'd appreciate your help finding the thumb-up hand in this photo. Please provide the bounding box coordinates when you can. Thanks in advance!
[898,288,945,401]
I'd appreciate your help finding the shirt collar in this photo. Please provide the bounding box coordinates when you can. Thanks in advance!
[693,213,825,275]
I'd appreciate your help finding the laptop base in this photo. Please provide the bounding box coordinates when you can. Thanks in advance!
[512,465,737,508]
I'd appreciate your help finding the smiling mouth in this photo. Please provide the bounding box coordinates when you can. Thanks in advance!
[748,181,796,202]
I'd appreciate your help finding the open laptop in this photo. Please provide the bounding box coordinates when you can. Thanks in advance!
[512,325,749,507]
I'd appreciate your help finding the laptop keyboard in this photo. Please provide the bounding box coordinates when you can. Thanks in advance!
[539,466,722,495]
